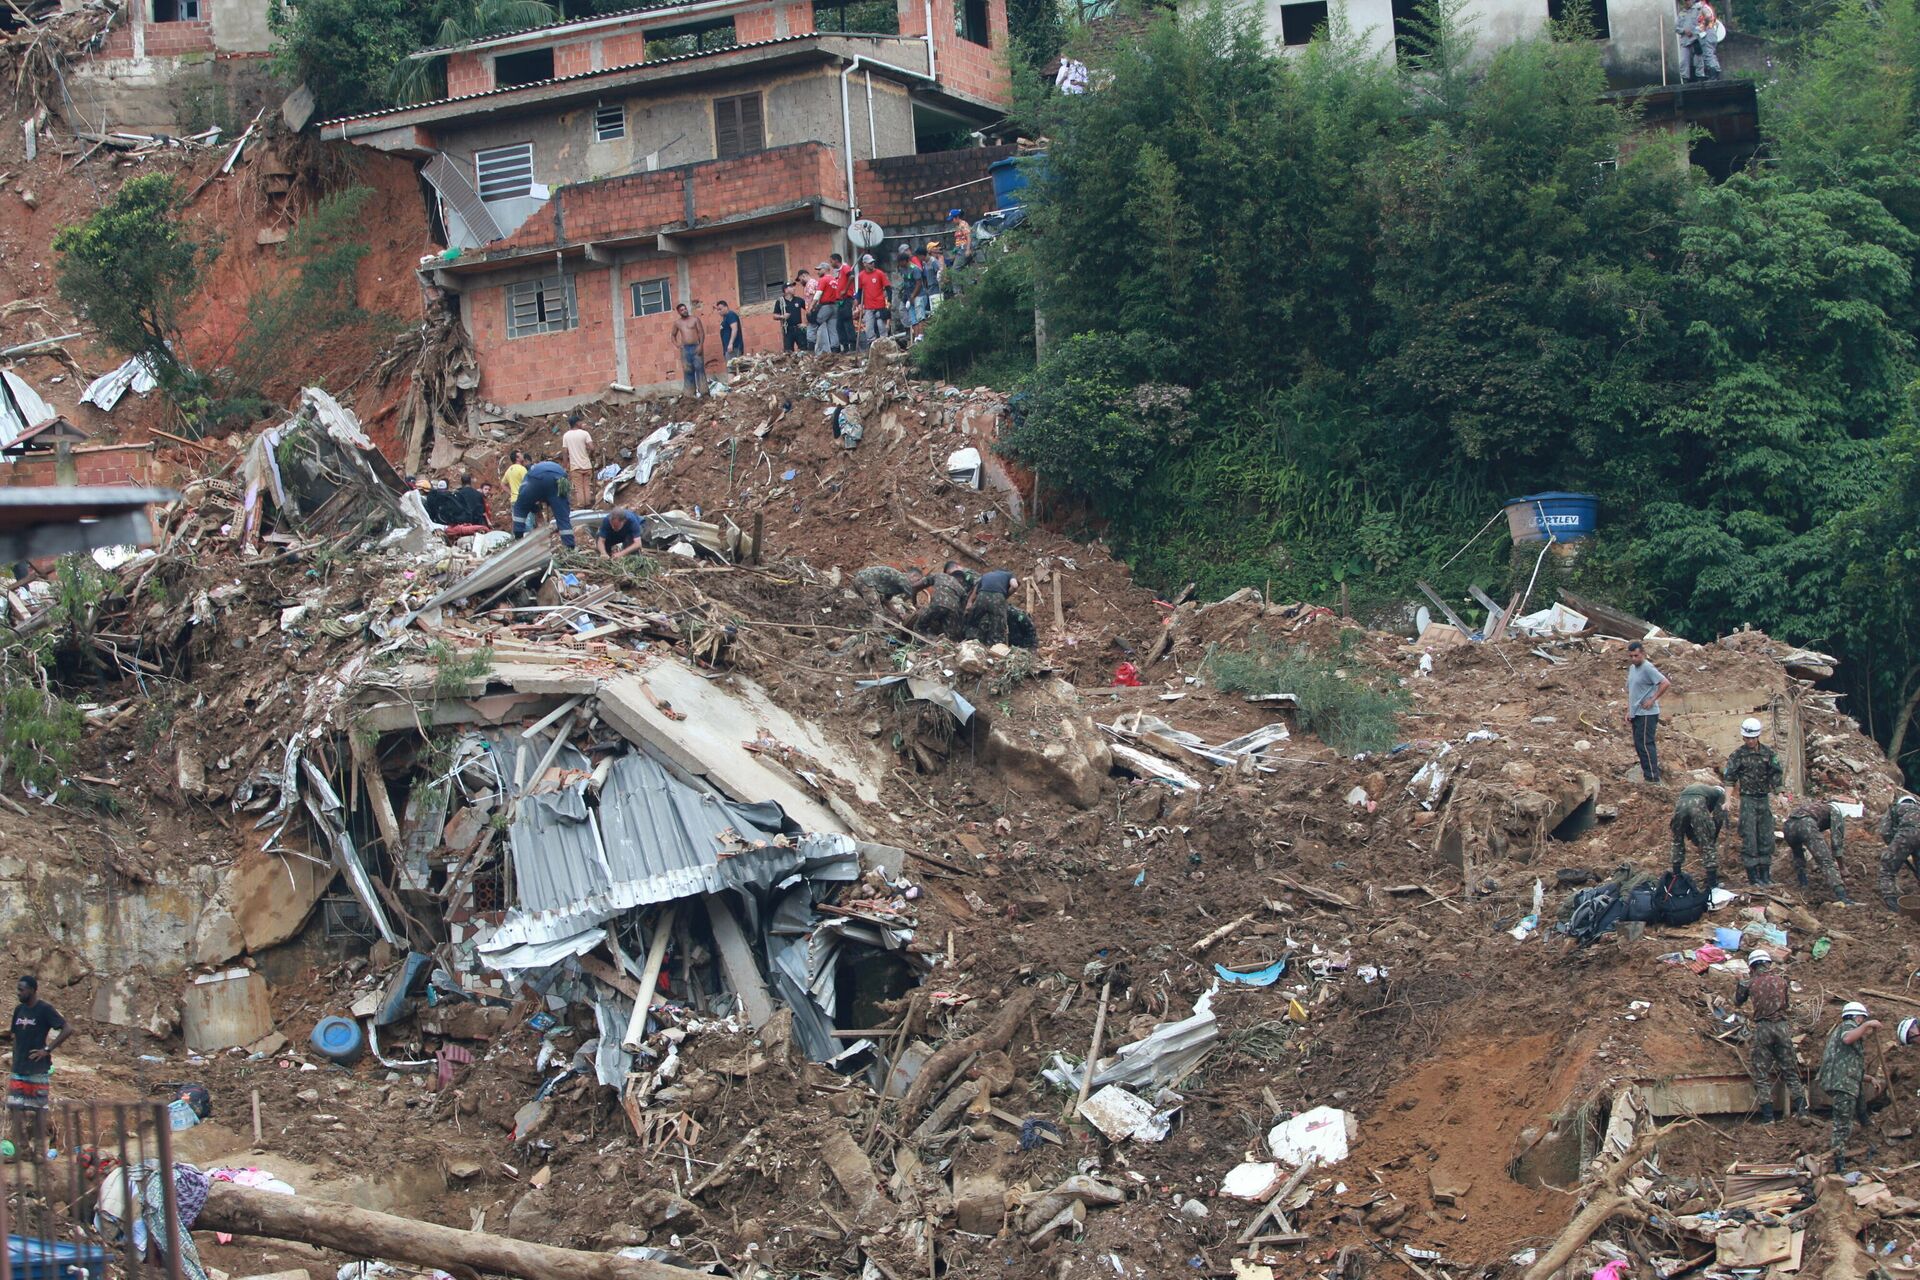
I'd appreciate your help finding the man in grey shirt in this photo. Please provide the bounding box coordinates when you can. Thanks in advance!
[1625,640,1671,783]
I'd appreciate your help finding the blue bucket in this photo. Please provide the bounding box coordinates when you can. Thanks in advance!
[310,1016,365,1065]
[1503,492,1598,543]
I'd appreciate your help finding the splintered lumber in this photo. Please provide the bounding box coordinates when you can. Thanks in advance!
[904,513,987,563]
[898,990,1036,1123]
[1558,590,1655,642]
[1522,1124,1678,1280]
[1271,875,1355,910]
[195,1182,693,1280]
[1414,581,1474,641]
[703,893,775,1028]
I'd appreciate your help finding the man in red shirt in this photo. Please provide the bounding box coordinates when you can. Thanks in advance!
[832,253,856,351]
[856,254,891,349]
[813,262,842,353]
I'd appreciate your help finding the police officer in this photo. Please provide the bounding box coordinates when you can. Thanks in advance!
[1782,797,1851,905]
[1670,783,1728,893]
[1723,718,1784,885]
[1877,795,1920,911]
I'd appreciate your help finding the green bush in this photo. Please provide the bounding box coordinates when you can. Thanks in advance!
[1203,632,1408,755]
[911,238,1036,387]
[996,332,1190,497]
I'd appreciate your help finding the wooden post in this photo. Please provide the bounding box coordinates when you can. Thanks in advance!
[250,1089,262,1146]
[1052,571,1065,634]
[1072,979,1113,1115]
[751,512,764,565]
[621,902,679,1051]
[351,734,403,855]
[702,894,774,1028]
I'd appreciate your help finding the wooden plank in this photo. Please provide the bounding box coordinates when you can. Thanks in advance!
[1414,581,1474,640]
[350,734,404,855]
[1492,589,1524,642]
[575,951,642,1000]
[703,893,776,1029]
[621,903,679,1051]
[1559,590,1655,642]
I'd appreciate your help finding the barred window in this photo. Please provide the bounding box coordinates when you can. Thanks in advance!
[476,142,534,202]
[507,275,578,338]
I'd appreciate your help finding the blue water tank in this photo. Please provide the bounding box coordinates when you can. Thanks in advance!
[989,155,1034,211]
[310,1016,365,1065]
[1503,491,1598,543]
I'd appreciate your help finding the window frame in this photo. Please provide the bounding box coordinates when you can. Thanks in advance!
[631,276,673,317]
[811,0,901,33]
[955,0,990,46]
[475,142,535,203]
[1546,0,1611,39]
[735,245,788,306]
[646,17,738,57]
[493,46,557,88]
[506,274,579,339]
[713,92,765,161]
[153,0,201,19]
[594,103,627,141]
[1277,0,1329,44]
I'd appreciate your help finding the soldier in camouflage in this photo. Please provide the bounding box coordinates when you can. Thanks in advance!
[1783,798,1851,905]
[852,566,918,614]
[1818,1001,1880,1171]
[1670,783,1728,892]
[1734,950,1805,1123]
[909,569,969,640]
[1723,719,1784,885]
[1877,795,1920,911]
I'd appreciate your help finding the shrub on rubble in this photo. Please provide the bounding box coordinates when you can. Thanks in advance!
[995,332,1191,498]
[1202,634,1407,754]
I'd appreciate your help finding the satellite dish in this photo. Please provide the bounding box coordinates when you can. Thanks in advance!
[1414,606,1431,636]
[848,219,885,250]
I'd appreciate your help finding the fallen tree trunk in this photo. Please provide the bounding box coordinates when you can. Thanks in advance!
[196,1183,692,1280]
[897,989,1035,1123]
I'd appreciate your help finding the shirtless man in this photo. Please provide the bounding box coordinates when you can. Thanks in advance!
[672,304,708,398]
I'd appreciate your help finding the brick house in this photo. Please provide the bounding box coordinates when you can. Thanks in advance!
[320,0,1017,411]
[78,0,279,135]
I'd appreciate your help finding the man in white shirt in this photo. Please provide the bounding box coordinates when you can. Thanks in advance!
[561,413,595,507]
[1055,57,1088,94]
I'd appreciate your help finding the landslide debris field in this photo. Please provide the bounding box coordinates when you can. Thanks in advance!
[9,344,1920,1280]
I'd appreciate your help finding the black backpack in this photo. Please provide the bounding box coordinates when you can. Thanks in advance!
[1656,870,1710,926]
[1564,884,1627,946]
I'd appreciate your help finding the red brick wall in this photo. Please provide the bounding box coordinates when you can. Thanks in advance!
[447,52,491,97]
[5,446,158,489]
[779,0,815,35]
[601,32,650,69]
[144,18,215,56]
[855,144,1014,234]
[471,266,619,406]
[100,22,135,58]
[903,0,1010,104]
[735,6,780,42]
[553,41,594,78]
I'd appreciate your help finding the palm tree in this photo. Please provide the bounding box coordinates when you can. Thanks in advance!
[389,0,559,104]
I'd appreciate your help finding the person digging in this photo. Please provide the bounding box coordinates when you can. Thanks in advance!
[1734,949,1806,1123]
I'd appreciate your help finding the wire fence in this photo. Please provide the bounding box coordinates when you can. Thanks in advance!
[0,1101,183,1280]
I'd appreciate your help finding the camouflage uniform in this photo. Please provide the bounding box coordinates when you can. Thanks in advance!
[1670,783,1727,885]
[1723,742,1784,884]
[1818,1019,1868,1156]
[1008,606,1038,650]
[1735,967,1806,1116]
[910,572,968,640]
[852,566,915,608]
[1783,800,1848,903]
[967,592,1011,646]
[1876,801,1920,909]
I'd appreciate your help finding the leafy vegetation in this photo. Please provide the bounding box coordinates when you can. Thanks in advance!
[427,642,497,697]
[925,0,1920,779]
[1203,632,1409,754]
[269,0,556,117]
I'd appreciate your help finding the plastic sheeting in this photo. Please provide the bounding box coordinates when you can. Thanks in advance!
[80,356,159,413]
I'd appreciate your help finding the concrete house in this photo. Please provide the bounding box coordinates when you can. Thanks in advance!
[74,0,280,134]
[320,0,1015,410]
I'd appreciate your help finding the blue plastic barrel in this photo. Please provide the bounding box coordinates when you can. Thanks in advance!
[310,1016,365,1065]
[1503,492,1598,543]
[989,156,1030,211]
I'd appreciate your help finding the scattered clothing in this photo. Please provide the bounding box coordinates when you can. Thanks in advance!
[97,1160,213,1280]
[1056,57,1088,94]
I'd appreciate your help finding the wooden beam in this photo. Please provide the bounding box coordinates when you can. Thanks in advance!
[621,903,679,1051]
[703,893,775,1029]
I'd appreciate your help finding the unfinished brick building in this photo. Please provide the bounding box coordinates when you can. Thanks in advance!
[320,0,1016,409]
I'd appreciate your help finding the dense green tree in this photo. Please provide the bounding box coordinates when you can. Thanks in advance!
[268,0,437,120]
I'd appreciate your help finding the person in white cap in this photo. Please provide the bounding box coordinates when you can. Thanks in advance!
[1734,950,1805,1123]
[1878,795,1920,911]
[1819,1001,1880,1170]
[1723,718,1784,885]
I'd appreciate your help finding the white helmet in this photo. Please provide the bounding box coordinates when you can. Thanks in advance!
[1741,718,1764,739]
[1902,796,1919,807]
[1900,1017,1920,1047]
[1843,1001,1870,1020]
[1748,949,1772,966]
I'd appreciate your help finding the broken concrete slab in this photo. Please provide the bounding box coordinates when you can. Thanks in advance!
[226,843,332,953]
[181,969,275,1053]
[91,969,179,1038]
[821,1128,895,1224]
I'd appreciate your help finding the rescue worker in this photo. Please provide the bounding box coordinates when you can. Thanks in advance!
[1783,797,1851,905]
[1878,795,1920,911]
[1734,950,1805,1123]
[1818,1001,1880,1171]
[510,459,577,550]
[1008,605,1038,650]
[964,568,1018,647]
[909,568,968,640]
[1670,783,1728,893]
[852,566,918,613]
[1723,718,1784,885]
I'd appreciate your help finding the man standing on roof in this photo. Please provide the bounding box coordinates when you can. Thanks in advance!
[1820,1001,1880,1171]
[672,303,709,397]
[1724,719,1784,886]
[1734,950,1806,1124]
[1877,795,1920,910]
[1670,783,1727,893]
[1624,640,1669,784]
[510,459,577,550]
[1783,796,1852,905]
[562,413,595,506]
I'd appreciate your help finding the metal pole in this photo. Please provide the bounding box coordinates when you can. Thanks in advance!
[153,1105,183,1280]
[114,1104,138,1280]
